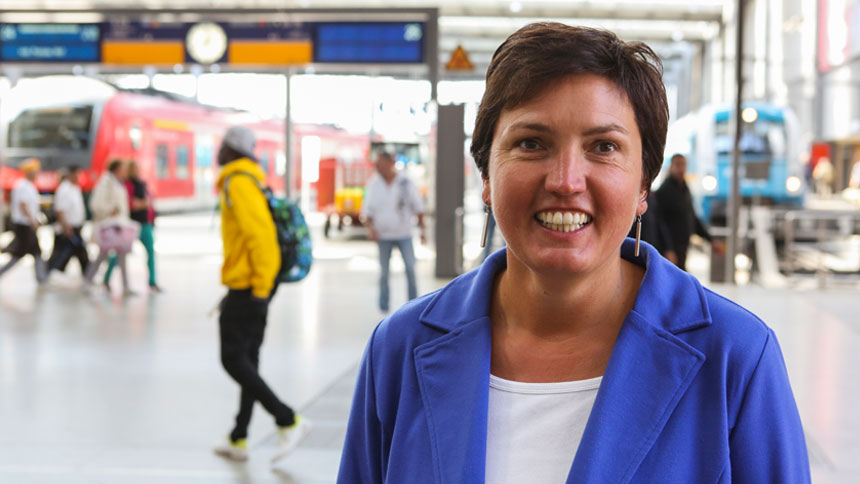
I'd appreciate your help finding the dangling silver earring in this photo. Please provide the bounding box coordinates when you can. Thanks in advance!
[634,214,642,257]
[480,206,492,248]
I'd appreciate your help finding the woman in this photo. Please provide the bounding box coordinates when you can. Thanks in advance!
[104,160,161,292]
[338,24,809,483]
[84,159,139,296]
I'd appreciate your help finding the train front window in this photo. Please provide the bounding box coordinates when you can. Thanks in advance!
[715,119,786,157]
[7,105,94,150]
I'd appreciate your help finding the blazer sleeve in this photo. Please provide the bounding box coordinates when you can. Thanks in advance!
[728,329,811,483]
[338,325,386,484]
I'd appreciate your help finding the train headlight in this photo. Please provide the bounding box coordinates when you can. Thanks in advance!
[786,176,802,193]
[742,107,758,123]
[702,175,718,192]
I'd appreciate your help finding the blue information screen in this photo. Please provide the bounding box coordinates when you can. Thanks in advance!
[314,22,424,63]
[0,23,101,62]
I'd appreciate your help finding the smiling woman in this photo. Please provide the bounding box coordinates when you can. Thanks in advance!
[338,23,811,484]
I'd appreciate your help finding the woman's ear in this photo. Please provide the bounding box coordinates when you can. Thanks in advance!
[637,190,648,215]
[481,177,491,207]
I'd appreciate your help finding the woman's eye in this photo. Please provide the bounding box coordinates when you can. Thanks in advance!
[595,141,617,154]
[518,138,541,150]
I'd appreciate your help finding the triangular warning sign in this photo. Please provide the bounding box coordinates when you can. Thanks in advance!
[446,45,474,71]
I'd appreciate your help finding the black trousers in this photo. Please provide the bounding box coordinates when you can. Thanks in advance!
[48,227,89,272]
[219,287,294,441]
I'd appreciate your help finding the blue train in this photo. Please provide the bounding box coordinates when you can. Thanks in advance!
[663,102,806,223]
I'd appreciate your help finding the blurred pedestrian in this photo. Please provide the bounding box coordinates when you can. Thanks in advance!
[655,154,722,271]
[47,166,89,275]
[361,151,426,314]
[84,159,139,296]
[812,157,834,195]
[213,125,310,464]
[0,158,48,283]
[104,160,161,292]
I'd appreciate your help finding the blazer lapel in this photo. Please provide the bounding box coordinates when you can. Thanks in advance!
[414,316,492,484]
[567,311,706,483]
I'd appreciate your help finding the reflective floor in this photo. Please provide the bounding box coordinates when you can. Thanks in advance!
[1,213,858,483]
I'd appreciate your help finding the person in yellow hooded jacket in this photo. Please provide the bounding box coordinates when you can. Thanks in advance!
[213,126,311,465]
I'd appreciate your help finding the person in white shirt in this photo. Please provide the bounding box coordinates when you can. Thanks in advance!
[0,158,48,283]
[361,151,426,313]
[84,159,138,296]
[47,166,90,275]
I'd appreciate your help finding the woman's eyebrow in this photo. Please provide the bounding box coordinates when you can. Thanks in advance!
[582,123,629,136]
[506,122,553,134]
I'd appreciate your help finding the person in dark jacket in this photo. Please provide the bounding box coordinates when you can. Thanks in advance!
[655,154,720,271]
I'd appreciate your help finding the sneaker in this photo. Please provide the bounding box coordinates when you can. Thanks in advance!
[214,437,248,462]
[271,415,312,464]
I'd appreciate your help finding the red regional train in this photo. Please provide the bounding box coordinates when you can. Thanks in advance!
[1,76,372,214]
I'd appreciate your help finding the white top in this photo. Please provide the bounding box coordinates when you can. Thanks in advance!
[485,374,602,484]
[10,178,39,225]
[88,173,129,222]
[361,172,424,240]
[53,180,86,230]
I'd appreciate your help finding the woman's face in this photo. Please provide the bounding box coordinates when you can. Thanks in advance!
[484,73,647,278]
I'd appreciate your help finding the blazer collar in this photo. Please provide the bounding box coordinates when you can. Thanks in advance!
[419,239,712,336]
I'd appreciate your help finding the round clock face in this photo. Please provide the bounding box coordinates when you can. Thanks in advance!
[186,22,227,64]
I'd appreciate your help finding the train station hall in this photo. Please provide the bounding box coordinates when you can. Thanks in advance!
[1,1,859,483]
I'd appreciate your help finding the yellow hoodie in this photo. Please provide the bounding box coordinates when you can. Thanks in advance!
[216,159,280,299]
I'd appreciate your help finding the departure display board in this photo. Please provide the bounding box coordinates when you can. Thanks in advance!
[0,21,427,66]
[0,23,101,62]
[313,22,425,63]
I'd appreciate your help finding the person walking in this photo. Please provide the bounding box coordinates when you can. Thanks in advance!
[0,158,48,283]
[361,151,426,314]
[47,166,89,275]
[84,159,138,296]
[655,153,721,271]
[213,125,310,464]
[103,160,161,292]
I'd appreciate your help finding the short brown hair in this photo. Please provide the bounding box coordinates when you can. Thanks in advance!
[107,159,124,173]
[470,23,669,190]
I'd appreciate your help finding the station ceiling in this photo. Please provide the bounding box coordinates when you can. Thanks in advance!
[0,0,727,78]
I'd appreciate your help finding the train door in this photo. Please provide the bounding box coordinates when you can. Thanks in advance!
[151,128,195,200]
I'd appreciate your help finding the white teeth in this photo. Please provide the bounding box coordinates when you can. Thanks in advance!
[536,210,591,234]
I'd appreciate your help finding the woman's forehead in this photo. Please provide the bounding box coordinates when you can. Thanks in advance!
[496,74,637,133]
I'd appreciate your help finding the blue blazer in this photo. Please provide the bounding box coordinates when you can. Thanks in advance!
[338,240,810,483]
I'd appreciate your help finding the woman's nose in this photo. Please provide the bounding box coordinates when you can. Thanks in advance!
[544,149,586,195]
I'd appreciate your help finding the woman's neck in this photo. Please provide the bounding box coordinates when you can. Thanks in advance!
[490,255,644,382]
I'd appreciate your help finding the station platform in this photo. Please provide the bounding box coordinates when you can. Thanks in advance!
[0,213,858,483]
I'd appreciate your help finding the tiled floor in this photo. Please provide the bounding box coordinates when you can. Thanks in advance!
[1,213,857,483]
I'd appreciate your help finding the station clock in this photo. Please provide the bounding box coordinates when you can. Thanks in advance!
[186,22,227,64]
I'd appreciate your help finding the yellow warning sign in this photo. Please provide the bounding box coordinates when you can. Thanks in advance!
[446,45,474,71]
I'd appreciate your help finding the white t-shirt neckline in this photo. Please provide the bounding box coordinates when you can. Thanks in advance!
[489,374,603,394]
